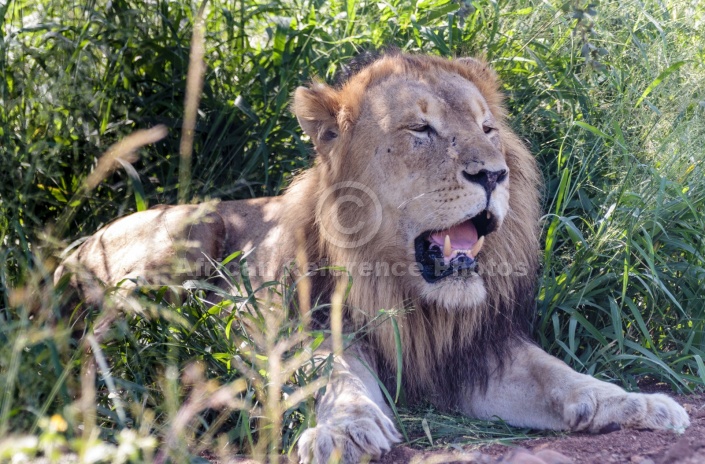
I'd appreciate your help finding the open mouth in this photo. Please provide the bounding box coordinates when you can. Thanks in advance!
[414,210,498,283]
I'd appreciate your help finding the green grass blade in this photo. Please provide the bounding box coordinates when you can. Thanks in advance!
[634,61,686,108]
[391,317,403,404]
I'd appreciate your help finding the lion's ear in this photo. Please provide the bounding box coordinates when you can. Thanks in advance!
[455,57,499,86]
[293,83,340,154]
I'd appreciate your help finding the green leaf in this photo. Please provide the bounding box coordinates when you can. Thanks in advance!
[116,158,148,211]
[421,418,433,445]
[624,297,655,349]
[391,317,403,403]
[574,121,612,141]
[608,297,624,352]
[221,250,243,266]
[694,355,705,386]
[634,61,686,108]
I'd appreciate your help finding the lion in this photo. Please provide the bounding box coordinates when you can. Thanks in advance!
[55,52,689,464]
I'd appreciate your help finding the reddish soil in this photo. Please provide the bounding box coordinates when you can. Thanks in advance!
[379,392,705,464]
[223,390,705,463]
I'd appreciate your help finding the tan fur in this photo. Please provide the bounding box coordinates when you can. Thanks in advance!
[56,52,689,464]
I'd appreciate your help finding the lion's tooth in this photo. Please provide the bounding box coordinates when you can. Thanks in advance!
[443,234,452,258]
[487,210,491,220]
[470,236,485,257]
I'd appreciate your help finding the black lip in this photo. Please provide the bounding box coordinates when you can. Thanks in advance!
[414,234,477,283]
[414,210,498,283]
[469,209,497,238]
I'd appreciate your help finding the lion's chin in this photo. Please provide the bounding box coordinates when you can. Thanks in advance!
[417,273,487,310]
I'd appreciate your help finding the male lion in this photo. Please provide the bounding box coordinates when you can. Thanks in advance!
[56,52,689,463]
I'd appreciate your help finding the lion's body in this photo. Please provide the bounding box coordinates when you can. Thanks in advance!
[55,198,283,303]
[56,52,689,464]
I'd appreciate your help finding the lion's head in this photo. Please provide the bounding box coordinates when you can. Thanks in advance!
[292,53,539,308]
[287,52,541,400]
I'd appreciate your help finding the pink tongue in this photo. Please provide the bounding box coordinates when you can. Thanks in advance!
[430,220,478,250]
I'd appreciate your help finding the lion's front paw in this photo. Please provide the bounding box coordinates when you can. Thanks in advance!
[297,404,401,464]
[563,386,690,433]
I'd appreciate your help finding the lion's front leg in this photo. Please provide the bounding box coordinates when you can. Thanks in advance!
[462,342,690,433]
[297,344,401,464]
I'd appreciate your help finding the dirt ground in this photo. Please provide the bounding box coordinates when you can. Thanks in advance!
[224,390,705,464]
[378,392,705,464]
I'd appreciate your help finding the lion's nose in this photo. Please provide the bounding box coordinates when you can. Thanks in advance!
[462,169,508,196]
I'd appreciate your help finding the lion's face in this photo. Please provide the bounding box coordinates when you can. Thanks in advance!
[361,72,510,308]
[294,55,516,310]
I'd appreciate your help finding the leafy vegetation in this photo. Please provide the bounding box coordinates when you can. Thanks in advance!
[1,0,704,461]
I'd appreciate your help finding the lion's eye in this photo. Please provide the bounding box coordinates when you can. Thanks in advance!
[409,124,433,134]
[482,124,496,134]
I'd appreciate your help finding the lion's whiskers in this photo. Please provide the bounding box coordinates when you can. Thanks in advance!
[397,189,444,209]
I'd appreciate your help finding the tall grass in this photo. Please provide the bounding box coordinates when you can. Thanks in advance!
[1,0,704,461]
